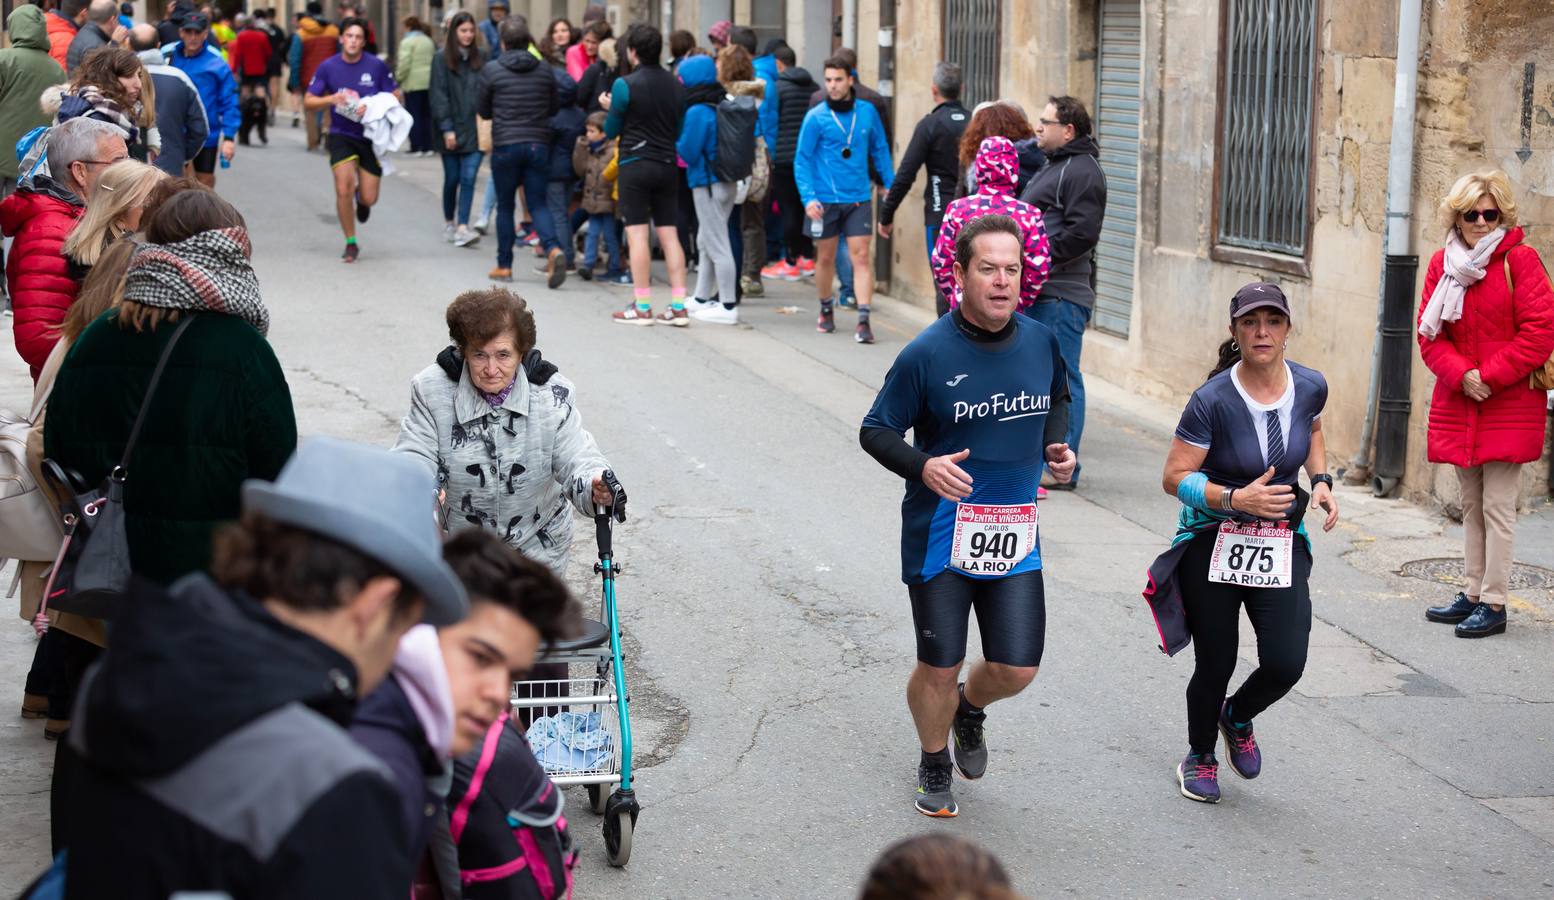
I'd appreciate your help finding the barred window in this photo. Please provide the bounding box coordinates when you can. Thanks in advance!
[943,0,1001,109]
[1216,0,1317,256]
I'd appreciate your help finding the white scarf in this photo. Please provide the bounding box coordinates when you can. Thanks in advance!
[1419,226,1507,340]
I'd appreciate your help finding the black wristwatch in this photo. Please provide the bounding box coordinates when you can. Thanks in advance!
[1310,473,1334,490]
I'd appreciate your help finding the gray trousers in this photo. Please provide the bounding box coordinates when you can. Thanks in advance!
[692,181,739,303]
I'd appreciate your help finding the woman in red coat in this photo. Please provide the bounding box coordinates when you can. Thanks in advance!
[1417,170,1554,638]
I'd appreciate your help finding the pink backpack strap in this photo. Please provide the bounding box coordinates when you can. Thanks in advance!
[516,826,556,898]
[450,712,508,843]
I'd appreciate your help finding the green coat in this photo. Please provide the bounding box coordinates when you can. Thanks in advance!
[44,310,298,585]
[0,6,64,180]
[395,29,435,93]
[428,50,480,153]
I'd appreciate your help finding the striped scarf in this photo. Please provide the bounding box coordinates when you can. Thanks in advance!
[123,227,270,336]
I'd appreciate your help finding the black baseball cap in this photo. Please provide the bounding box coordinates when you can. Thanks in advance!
[180,12,210,30]
[1229,282,1291,320]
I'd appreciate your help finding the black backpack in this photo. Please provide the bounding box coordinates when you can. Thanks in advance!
[712,94,758,182]
[449,714,577,899]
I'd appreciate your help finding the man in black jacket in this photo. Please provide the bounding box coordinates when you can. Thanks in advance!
[764,44,815,278]
[879,61,968,313]
[1018,95,1107,490]
[55,438,469,900]
[479,15,565,286]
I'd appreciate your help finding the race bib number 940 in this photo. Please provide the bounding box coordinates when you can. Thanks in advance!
[950,503,1038,575]
[1208,520,1293,588]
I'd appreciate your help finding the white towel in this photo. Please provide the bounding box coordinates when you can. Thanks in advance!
[1419,226,1507,340]
[360,92,412,175]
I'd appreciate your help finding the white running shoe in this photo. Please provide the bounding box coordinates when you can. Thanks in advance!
[472,216,489,235]
[690,302,739,325]
[453,225,480,247]
[443,223,456,243]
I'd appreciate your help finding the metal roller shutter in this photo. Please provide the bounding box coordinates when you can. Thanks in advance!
[1093,0,1141,338]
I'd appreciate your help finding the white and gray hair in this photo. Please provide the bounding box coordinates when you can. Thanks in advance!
[47,117,125,174]
[932,62,962,101]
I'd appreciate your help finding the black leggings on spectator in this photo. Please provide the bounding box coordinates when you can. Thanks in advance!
[1181,528,1312,755]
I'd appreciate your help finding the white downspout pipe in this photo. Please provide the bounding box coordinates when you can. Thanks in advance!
[1349,0,1423,485]
[841,0,857,50]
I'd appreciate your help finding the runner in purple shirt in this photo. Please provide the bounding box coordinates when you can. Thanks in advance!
[303,16,402,262]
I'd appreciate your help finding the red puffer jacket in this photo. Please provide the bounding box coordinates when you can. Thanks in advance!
[0,176,85,382]
[1417,227,1554,468]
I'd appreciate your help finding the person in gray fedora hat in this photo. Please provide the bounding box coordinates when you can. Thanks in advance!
[52,436,467,899]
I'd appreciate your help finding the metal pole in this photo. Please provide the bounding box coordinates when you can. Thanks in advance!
[841,0,856,51]
[1368,0,1423,496]
[1351,0,1422,487]
[875,4,894,293]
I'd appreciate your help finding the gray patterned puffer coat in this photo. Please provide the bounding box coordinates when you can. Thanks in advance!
[393,362,609,574]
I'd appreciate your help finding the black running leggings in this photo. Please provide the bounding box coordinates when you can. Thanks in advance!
[1180,528,1312,754]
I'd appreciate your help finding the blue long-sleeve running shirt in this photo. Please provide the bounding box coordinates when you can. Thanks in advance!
[862,311,1070,584]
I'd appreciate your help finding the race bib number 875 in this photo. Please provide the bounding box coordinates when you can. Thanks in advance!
[950,503,1038,575]
[1208,520,1293,588]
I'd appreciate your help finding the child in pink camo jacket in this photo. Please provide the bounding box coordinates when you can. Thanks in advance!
[930,136,1052,310]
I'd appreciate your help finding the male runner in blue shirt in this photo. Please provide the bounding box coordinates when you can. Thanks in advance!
[861,214,1075,818]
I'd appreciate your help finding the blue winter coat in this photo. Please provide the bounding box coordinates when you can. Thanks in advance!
[794,98,894,205]
[549,66,585,182]
[752,53,779,153]
[675,56,720,189]
[163,41,239,147]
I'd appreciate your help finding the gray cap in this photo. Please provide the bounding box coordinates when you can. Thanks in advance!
[1229,281,1291,320]
[242,437,468,626]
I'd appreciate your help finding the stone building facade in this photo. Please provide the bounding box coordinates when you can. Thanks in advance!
[881,0,1554,502]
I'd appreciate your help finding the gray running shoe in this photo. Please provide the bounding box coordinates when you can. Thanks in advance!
[914,757,958,818]
[951,692,988,780]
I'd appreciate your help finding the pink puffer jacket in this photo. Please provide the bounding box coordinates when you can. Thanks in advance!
[930,136,1051,309]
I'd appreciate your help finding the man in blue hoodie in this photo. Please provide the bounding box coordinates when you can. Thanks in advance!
[795,55,893,344]
[163,13,238,188]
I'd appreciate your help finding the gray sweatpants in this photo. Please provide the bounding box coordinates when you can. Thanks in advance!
[692,180,739,303]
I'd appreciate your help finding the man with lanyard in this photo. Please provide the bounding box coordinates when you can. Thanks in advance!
[164,12,238,188]
[304,17,401,263]
[879,61,968,316]
[861,215,1076,818]
[794,55,893,344]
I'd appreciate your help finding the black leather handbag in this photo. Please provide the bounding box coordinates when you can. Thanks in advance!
[39,316,194,620]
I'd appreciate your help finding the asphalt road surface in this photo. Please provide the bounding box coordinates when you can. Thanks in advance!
[2,126,1552,898]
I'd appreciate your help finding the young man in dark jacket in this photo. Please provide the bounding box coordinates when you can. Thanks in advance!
[53,438,468,900]
[764,44,816,279]
[1018,94,1107,489]
[879,60,969,305]
[351,529,581,898]
[478,15,565,286]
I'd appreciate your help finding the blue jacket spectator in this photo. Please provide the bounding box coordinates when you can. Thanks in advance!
[675,55,720,189]
[794,94,893,206]
[752,49,779,156]
[136,47,208,175]
[163,39,238,148]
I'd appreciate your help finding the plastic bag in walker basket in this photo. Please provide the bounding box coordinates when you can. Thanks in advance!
[526,711,614,773]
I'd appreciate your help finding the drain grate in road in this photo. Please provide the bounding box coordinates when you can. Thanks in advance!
[1397,557,1554,590]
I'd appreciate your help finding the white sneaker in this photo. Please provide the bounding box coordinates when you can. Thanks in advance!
[690,302,739,325]
[686,297,721,315]
[443,223,456,243]
[453,225,480,247]
[472,216,489,235]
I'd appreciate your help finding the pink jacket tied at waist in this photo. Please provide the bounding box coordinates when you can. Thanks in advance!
[930,136,1051,309]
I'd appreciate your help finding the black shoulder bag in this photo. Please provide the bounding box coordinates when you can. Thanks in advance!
[39,316,195,621]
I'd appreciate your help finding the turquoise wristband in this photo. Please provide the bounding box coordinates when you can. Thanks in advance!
[1176,472,1210,512]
